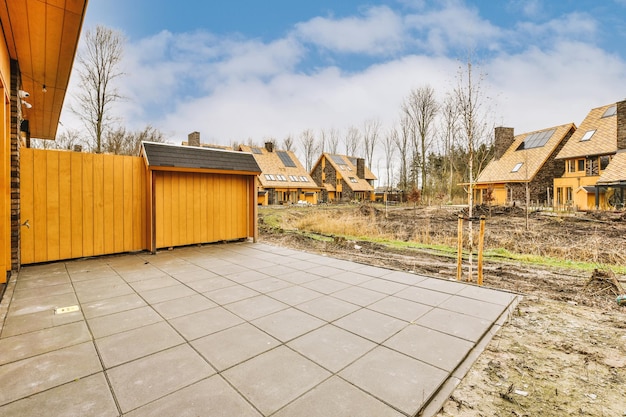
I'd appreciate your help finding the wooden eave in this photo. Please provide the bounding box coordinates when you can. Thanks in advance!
[1,0,88,139]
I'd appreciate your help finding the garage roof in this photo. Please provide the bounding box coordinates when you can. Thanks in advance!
[142,142,261,174]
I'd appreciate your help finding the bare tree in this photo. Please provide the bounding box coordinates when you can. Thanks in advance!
[299,129,318,171]
[394,113,411,191]
[362,119,381,169]
[454,58,491,281]
[382,127,397,190]
[344,125,361,156]
[403,86,438,194]
[328,128,340,154]
[104,125,167,156]
[318,129,327,154]
[73,25,125,154]
[31,129,85,151]
[282,134,294,151]
[439,94,460,201]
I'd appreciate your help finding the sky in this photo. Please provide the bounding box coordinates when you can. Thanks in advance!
[60,0,626,173]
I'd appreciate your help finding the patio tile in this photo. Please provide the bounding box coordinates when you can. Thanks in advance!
[14,275,71,291]
[128,276,180,292]
[256,264,299,278]
[306,265,345,277]
[439,295,510,320]
[95,322,184,368]
[244,277,292,293]
[114,267,168,283]
[74,278,134,303]
[381,270,429,285]
[207,263,249,276]
[0,342,102,406]
[138,284,197,304]
[225,269,269,284]
[0,373,118,417]
[367,296,432,322]
[359,279,408,295]
[415,308,492,342]
[395,286,452,306]
[252,308,325,342]
[288,325,376,372]
[185,277,236,293]
[352,264,394,278]
[12,282,74,300]
[152,294,216,319]
[384,324,474,372]
[224,295,289,321]
[296,295,360,322]
[334,309,406,343]
[222,346,331,415]
[456,285,519,306]
[68,269,119,283]
[0,321,91,366]
[276,270,323,284]
[416,277,468,294]
[124,375,261,417]
[204,285,259,305]
[81,293,146,319]
[331,271,374,285]
[87,306,163,339]
[7,292,78,317]
[192,323,280,371]
[301,278,351,295]
[107,344,215,413]
[0,308,83,338]
[168,306,244,340]
[340,346,447,416]
[267,286,323,306]
[331,286,387,307]
[170,269,218,283]
[273,376,404,417]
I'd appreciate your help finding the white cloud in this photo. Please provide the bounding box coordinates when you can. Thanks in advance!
[294,6,405,54]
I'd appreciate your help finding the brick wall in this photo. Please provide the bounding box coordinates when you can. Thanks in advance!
[494,127,514,160]
[10,60,21,271]
[187,131,200,147]
[617,100,626,150]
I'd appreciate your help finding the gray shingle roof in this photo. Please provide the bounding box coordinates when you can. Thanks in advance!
[142,142,261,173]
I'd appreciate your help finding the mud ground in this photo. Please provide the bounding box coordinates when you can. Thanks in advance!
[259,204,626,416]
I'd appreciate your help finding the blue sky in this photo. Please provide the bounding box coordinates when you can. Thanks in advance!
[61,0,626,173]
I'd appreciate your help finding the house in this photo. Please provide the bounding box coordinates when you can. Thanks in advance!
[554,101,626,210]
[239,143,320,205]
[0,1,87,287]
[310,154,377,202]
[474,124,576,206]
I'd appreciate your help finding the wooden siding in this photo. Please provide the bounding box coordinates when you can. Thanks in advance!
[20,148,147,264]
[154,171,252,248]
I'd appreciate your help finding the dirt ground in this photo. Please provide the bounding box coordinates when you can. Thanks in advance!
[259,204,626,417]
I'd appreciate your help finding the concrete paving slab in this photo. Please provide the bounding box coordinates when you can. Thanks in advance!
[0,242,519,417]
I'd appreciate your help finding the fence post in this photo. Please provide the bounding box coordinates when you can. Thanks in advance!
[456,215,463,281]
[477,216,486,286]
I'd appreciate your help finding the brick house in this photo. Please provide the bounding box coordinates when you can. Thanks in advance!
[474,123,576,206]
[310,154,376,202]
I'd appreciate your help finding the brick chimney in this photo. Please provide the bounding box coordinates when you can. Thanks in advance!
[264,142,274,152]
[188,131,200,147]
[494,127,514,159]
[617,100,626,150]
[356,158,365,179]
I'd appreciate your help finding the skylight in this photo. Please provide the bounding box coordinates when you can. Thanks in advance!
[580,130,596,141]
[602,105,617,118]
[349,177,358,183]
[277,151,296,167]
[299,176,308,182]
[511,162,523,173]
[265,174,275,181]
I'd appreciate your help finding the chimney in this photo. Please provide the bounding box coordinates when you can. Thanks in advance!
[73,145,82,152]
[356,158,365,179]
[617,100,626,150]
[494,127,514,159]
[265,142,274,152]
[188,131,200,147]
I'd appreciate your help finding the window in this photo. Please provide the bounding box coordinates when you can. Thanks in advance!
[566,187,573,202]
[264,174,276,181]
[577,159,585,172]
[349,177,358,183]
[277,174,287,181]
[288,175,298,181]
[602,105,617,118]
[568,160,576,173]
[299,176,308,182]
[511,162,523,173]
[580,130,595,141]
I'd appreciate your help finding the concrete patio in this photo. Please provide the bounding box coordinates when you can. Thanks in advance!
[0,242,519,416]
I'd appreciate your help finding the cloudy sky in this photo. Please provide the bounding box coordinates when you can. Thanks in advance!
[62,0,626,166]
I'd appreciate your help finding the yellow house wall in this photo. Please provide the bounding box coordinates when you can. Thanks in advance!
[154,171,252,249]
[20,149,147,264]
[553,176,603,210]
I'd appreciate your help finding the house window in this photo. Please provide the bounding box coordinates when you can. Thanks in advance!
[602,105,617,118]
[577,159,585,172]
[511,162,523,173]
[556,187,563,205]
[265,174,276,181]
[566,187,573,202]
[580,130,595,141]
[567,160,576,173]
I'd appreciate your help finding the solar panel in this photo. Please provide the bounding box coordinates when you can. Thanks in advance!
[277,151,296,167]
[330,155,346,165]
[251,147,262,154]
[518,128,556,150]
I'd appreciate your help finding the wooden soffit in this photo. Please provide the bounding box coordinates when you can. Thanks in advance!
[1,0,88,139]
